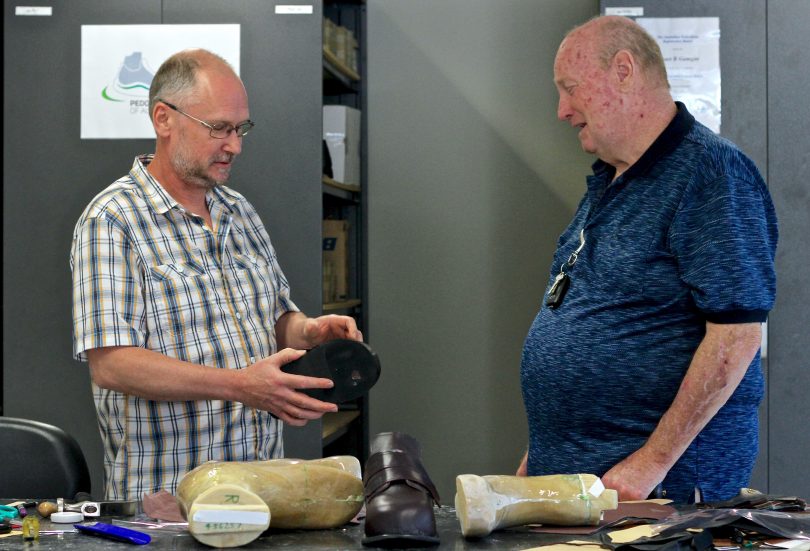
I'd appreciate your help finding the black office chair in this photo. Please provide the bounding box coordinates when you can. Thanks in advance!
[0,416,91,499]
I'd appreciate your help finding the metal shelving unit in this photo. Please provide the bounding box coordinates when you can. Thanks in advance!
[321,0,369,465]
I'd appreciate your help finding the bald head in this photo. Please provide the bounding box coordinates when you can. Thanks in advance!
[563,15,669,90]
[148,49,240,122]
[553,15,677,173]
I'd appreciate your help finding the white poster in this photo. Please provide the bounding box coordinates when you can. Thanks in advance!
[81,25,241,139]
[636,17,721,133]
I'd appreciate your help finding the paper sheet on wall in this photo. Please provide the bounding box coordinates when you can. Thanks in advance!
[81,25,240,139]
[636,17,721,134]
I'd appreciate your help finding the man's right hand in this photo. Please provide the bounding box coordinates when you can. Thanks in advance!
[239,348,338,426]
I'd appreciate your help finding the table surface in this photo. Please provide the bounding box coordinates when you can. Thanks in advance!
[0,506,601,550]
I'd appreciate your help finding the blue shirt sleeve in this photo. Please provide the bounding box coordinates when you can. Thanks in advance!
[669,159,778,323]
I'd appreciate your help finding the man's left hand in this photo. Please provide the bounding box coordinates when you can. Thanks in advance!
[302,314,363,346]
[601,448,668,501]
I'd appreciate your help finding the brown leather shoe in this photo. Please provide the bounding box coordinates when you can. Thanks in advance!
[362,432,440,547]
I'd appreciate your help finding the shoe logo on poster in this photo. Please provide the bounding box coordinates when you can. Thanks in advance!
[101,51,155,103]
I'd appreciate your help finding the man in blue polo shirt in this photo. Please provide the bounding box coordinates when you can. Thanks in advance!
[518,16,777,503]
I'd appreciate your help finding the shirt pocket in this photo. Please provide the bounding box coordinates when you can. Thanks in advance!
[226,253,282,325]
[148,258,207,281]
[145,255,221,355]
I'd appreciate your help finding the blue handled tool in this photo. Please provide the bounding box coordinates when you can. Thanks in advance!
[75,522,151,545]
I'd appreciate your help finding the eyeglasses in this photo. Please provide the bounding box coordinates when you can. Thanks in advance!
[157,98,255,138]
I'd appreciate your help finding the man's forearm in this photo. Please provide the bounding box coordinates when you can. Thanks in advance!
[275,311,309,349]
[87,346,243,402]
[602,321,764,499]
[641,322,763,470]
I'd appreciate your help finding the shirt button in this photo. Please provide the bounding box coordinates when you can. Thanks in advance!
[250,356,256,364]
[235,312,242,320]
[177,266,184,273]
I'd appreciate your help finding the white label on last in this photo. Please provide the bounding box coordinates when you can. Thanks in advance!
[192,510,270,525]
[588,478,606,497]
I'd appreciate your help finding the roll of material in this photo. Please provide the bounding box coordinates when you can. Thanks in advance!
[49,511,83,523]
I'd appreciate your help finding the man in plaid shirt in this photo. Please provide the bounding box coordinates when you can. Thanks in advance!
[71,49,362,499]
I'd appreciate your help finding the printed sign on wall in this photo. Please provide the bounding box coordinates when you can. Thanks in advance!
[636,17,721,134]
[81,25,240,139]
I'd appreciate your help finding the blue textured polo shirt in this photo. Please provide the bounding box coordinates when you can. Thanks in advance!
[520,103,778,502]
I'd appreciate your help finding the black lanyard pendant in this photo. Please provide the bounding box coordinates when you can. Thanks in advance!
[544,228,585,310]
[545,272,570,309]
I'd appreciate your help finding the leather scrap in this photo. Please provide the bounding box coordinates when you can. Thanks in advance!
[142,490,185,522]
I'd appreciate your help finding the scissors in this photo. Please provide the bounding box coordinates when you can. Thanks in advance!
[0,505,19,520]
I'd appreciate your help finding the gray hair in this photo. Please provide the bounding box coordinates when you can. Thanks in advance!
[148,49,233,120]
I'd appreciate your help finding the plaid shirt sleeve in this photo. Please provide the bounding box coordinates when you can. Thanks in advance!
[72,210,146,361]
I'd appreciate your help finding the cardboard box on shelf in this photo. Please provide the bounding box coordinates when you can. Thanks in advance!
[323,18,337,56]
[348,34,359,73]
[323,105,361,186]
[334,24,350,66]
[322,219,350,302]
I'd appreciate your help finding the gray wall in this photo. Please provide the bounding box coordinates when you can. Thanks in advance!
[367,0,597,500]
[766,0,810,496]
[3,0,324,495]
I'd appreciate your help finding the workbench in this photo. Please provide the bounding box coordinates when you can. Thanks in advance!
[0,506,596,550]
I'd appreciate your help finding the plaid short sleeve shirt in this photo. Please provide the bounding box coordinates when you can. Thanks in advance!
[70,155,299,499]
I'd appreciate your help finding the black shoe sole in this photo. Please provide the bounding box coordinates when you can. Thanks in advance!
[282,339,381,403]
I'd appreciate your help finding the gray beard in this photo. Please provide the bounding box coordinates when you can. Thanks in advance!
[171,148,231,191]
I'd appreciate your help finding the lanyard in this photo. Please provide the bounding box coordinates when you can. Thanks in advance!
[545,228,585,309]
